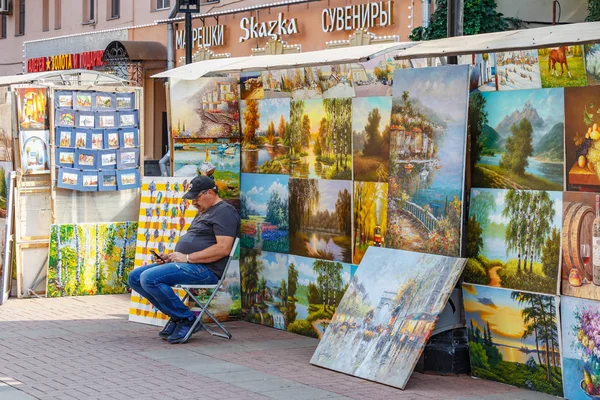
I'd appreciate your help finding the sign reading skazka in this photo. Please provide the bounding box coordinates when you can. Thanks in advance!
[322,1,394,32]
[239,13,298,43]
[175,25,225,50]
[27,50,104,73]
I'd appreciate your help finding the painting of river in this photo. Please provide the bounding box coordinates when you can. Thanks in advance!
[310,247,465,389]
[464,188,562,294]
[240,173,289,253]
[241,98,290,174]
[240,249,288,330]
[286,254,352,338]
[290,99,352,180]
[386,65,469,257]
[289,178,352,263]
[470,88,564,191]
[464,284,563,396]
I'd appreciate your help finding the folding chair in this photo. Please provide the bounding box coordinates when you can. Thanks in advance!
[169,237,239,344]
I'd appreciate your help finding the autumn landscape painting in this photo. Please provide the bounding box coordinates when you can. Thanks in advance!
[353,182,388,265]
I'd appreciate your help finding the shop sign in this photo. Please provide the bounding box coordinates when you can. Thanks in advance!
[321,1,394,32]
[27,50,104,72]
[175,25,225,50]
[239,13,298,43]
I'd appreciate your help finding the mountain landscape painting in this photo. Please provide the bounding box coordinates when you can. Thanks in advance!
[464,284,563,396]
[470,88,564,191]
[465,188,562,294]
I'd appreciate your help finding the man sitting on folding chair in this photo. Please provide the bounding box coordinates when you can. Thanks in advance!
[128,175,240,344]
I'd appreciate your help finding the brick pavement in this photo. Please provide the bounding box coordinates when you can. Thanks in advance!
[0,294,560,400]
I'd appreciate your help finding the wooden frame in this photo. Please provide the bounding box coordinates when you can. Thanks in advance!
[16,241,49,298]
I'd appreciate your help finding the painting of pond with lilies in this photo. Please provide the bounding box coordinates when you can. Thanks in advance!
[240,173,289,253]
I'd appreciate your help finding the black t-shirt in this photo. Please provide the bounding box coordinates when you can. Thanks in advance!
[175,201,240,278]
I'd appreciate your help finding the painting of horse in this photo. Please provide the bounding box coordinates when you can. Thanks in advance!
[540,45,586,88]
[549,47,571,78]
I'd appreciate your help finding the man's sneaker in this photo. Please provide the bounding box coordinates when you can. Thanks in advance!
[158,319,178,339]
[167,319,203,344]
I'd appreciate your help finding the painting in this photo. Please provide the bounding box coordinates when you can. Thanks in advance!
[561,192,600,300]
[351,53,397,97]
[0,103,13,161]
[289,178,352,263]
[20,131,50,174]
[564,86,600,191]
[16,88,48,130]
[561,296,600,399]
[470,88,564,191]
[0,162,12,279]
[585,44,600,86]
[280,68,322,100]
[387,65,469,257]
[290,99,352,180]
[240,249,288,330]
[240,72,264,100]
[352,97,391,182]
[464,284,563,396]
[310,247,466,390]
[240,173,288,253]
[464,188,562,294]
[170,77,240,139]
[539,46,587,88]
[353,182,388,265]
[47,222,138,297]
[460,53,497,92]
[241,99,291,174]
[317,65,355,98]
[286,254,352,338]
[261,70,288,99]
[496,50,542,90]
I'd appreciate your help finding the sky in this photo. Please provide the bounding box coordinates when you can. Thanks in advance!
[316,179,352,213]
[241,173,288,217]
[288,254,352,288]
[258,251,288,286]
[240,98,290,134]
[392,65,470,121]
[352,97,392,134]
[463,284,557,350]
[482,88,564,129]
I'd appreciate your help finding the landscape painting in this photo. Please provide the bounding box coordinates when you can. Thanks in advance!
[464,188,561,294]
[48,222,138,297]
[240,248,288,330]
[290,99,352,180]
[280,68,322,100]
[240,173,289,253]
[170,77,240,139]
[261,70,288,99]
[564,86,600,191]
[240,71,264,100]
[387,65,469,257]
[317,65,355,98]
[351,53,396,97]
[470,88,564,190]
[353,182,388,265]
[0,103,13,161]
[561,295,600,399]
[585,43,600,86]
[496,50,542,91]
[464,284,563,396]
[240,98,291,174]
[286,254,352,338]
[310,247,466,390]
[352,97,391,182]
[289,178,352,263]
[539,46,587,88]
[460,53,497,92]
[562,192,600,300]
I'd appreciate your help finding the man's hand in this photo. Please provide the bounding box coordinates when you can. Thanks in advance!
[151,253,167,264]
[166,252,187,263]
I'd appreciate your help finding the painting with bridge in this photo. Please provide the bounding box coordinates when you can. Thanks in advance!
[386,65,469,257]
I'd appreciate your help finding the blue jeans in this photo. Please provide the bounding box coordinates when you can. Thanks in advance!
[128,262,219,321]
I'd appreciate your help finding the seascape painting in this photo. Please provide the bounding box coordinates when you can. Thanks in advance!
[464,188,562,294]
[240,173,289,253]
[387,65,469,257]
[48,222,138,297]
[290,99,352,180]
[496,50,542,91]
[464,284,563,396]
[353,181,388,265]
[470,88,564,190]
[286,254,352,339]
[289,178,352,263]
[310,247,465,389]
[240,98,291,174]
[352,97,391,182]
[539,46,587,88]
[170,77,240,138]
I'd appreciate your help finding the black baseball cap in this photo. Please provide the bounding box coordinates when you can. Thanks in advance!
[182,175,218,200]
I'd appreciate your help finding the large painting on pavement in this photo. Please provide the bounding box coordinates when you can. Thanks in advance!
[310,247,465,389]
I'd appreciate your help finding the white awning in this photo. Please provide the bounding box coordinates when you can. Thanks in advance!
[395,21,600,59]
[0,70,129,87]
[152,42,414,80]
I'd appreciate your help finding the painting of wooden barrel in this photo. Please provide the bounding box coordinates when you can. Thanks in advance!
[562,201,594,281]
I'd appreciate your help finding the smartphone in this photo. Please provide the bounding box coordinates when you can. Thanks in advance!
[150,249,166,262]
